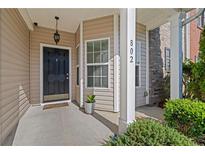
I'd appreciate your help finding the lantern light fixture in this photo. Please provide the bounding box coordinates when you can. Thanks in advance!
[54,16,60,44]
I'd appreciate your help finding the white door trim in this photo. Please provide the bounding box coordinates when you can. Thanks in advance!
[79,21,84,108]
[40,43,72,104]
[113,13,120,112]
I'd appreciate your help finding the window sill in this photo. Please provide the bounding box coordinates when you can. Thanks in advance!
[197,26,204,31]
[85,87,111,91]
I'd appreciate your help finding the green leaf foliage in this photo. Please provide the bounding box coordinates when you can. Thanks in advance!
[86,95,95,103]
[164,99,205,143]
[105,119,196,146]
[182,26,205,100]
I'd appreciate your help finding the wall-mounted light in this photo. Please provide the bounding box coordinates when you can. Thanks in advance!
[54,16,60,44]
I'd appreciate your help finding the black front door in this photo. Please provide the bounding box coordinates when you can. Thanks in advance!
[43,47,70,102]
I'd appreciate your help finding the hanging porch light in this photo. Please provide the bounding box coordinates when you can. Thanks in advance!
[54,16,60,44]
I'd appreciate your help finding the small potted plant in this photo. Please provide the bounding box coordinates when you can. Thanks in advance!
[84,95,95,114]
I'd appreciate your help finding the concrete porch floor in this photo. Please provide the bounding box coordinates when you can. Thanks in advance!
[13,102,113,146]
[12,102,164,146]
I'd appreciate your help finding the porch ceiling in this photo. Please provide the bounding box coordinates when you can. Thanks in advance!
[137,8,178,30]
[26,8,119,33]
[23,8,180,33]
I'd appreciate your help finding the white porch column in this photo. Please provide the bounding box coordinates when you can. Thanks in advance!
[170,13,183,99]
[119,8,136,133]
[113,13,120,112]
[79,21,84,107]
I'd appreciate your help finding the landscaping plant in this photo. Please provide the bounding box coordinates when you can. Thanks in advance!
[105,119,196,146]
[84,95,96,114]
[182,26,205,100]
[164,99,205,145]
[159,74,170,108]
[183,59,195,98]
[86,95,95,103]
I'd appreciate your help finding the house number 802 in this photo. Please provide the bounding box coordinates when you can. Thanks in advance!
[130,40,134,63]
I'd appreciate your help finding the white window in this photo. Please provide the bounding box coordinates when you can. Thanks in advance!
[86,38,109,88]
[76,46,79,86]
[164,47,171,73]
[135,41,141,87]
[197,10,205,28]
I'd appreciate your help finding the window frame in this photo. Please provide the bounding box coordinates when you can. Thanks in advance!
[135,41,141,88]
[164,47,171,73]
[85,37,110,89]
[76,44,80,86]
[197,9,205,29]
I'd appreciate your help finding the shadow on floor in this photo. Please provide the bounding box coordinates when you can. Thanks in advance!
[72,101,118,134]
[92,111,118,134]
[136,105,164,122]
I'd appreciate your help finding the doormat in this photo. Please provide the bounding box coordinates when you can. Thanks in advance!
[43,102,68,110]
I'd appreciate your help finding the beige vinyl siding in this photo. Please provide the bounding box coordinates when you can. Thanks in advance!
[30,26,76,104]
[0,9,30,144]
[75,26,80,103]
[136,23,147,107]
[83,15,114,111]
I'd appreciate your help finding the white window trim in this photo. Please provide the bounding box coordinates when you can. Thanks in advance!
[136,41,141,88]
[85,37,110,89]
[76,44,80,87]
[197,8,205,28]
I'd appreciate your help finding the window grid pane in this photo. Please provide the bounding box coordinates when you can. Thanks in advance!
[164,47,171,72]
[77,67,79,85]
[77,47,79,65]
[87,53,94,63]
[87,42,94,53]
[136,41,141,64]
[135,65,140,87]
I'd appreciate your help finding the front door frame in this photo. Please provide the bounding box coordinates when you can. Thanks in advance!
[40,43,72,104]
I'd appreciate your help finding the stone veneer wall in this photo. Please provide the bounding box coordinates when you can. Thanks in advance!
[149,22,170,105]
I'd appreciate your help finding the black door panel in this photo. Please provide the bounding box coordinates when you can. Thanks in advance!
[43,47,69,102]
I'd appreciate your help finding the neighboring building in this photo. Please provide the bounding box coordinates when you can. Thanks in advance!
[0,8,188,145]
[184,9,205,62]
[148,8,205,105]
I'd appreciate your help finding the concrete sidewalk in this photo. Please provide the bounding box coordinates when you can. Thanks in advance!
[13,102,113,146]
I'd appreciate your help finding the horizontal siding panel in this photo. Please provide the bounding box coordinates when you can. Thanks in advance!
[0,9,30,144]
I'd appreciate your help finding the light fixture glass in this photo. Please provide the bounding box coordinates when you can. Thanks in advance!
[54,16,60,44]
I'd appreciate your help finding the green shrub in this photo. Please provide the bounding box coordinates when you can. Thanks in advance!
[164,99,205,141]
[105,119,196,146]
[181,25,205,101]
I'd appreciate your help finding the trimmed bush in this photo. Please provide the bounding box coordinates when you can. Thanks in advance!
[164,99,205,142]
[105,119,196,146]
